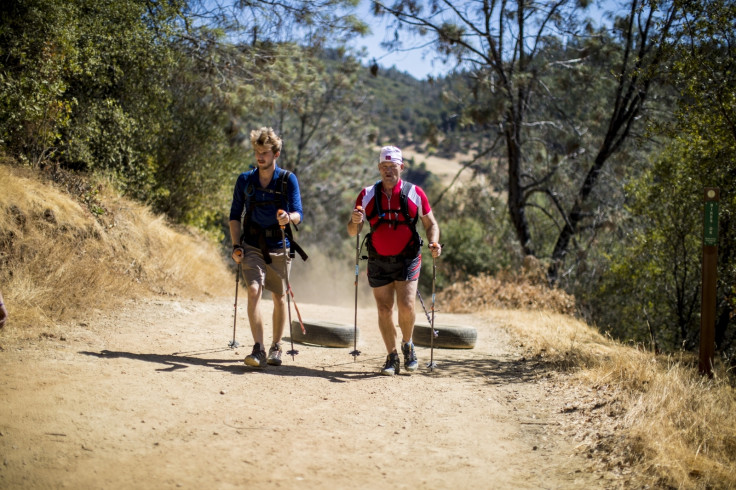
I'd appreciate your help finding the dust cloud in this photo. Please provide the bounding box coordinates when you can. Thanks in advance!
[288,249,374,308]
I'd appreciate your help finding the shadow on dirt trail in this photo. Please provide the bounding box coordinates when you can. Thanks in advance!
[79,347,544,387]
[433,355,547,385]
[79,349,383,382]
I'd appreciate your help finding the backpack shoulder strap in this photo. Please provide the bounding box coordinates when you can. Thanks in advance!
[365,181,383,220]
[279,169,291,206]
[400,181,418,226]
[241,169,258,224]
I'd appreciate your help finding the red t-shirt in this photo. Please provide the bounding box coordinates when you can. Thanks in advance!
[355,179,431,256]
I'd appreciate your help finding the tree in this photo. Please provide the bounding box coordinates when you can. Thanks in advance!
[371,0,679,284]
[0,0,370,233]
[0,0,79,165]
[547,0,679,283]
[594,0,736,356]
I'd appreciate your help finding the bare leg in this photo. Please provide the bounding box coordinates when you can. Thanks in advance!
[246,282,265,347]
[394,280,418,344]
[271,292,287,344]
[373,283,398,354]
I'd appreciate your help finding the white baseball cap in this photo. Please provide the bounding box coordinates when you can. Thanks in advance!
[379,146,403,164]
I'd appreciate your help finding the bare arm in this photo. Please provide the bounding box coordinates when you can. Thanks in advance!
[229,220,243,263]
[420,211,441,258]
[229,220,242,247]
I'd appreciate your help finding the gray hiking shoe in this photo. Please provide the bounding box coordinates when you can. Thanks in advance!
[244,343,267,368]
[267,342,283,366]
[380,353,401,376]
[402,342,418,372]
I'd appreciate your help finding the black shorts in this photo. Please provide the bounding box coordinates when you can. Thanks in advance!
[367,254,422,288]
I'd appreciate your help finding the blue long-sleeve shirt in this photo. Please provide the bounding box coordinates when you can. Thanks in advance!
[229,165,303,249]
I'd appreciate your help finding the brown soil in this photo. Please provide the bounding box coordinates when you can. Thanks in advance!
[0,296,626,489]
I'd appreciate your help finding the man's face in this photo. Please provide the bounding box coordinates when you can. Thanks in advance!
[254,146,278,169]
[378,160,402,188]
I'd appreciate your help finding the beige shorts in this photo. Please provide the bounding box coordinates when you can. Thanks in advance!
[241,243,291,295]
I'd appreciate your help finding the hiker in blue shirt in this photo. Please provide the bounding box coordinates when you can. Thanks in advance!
[229,127,306,368]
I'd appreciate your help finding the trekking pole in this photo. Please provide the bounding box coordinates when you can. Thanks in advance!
[416,289,433,325]
[279,209,298,360]
[288,285,307,335]
[229,261,242,348]
[428,243,439,371]
[350,206,363,361]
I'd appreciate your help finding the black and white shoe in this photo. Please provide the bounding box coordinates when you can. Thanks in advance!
[380,353,401,376]
[244,343,267,368]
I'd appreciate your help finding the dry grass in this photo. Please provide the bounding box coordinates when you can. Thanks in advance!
[0,162,231,337]
[440,257,577,316]
[442,276,736,488]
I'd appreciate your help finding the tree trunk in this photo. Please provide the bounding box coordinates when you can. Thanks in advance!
[506,121,534,256]
[547,143,610,282]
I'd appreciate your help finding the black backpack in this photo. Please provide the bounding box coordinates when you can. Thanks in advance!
[240,169,307,263]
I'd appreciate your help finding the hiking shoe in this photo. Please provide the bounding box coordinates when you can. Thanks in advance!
[402,342,418,372]
[267,342,283,366]
[244,343,267,368]
[380,353,401,376]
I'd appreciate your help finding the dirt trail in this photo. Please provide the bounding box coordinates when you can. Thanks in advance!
[0,296,622,489]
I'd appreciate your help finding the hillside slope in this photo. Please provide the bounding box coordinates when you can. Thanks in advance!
[0,162,232,333]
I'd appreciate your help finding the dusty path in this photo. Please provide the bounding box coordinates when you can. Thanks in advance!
[0,296,622,489]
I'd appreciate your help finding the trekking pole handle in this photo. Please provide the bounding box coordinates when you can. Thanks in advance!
[277,209,288,229]
[351,205,364,224]
[232,245,244,262]
[429,242,441,258]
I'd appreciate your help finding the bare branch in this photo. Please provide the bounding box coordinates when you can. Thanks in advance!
[434,134,503,205]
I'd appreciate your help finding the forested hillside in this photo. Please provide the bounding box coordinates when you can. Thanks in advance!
[1,0,734,366]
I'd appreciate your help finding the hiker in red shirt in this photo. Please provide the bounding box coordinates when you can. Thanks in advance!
[347,146,441,375]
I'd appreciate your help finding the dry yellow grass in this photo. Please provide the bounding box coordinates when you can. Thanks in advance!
[441,276,736,489]
[440,259,577,316]
[0,162,232,336]
[619,359,736,488]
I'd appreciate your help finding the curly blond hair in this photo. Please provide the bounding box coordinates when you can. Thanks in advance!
[249,127,282,154]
